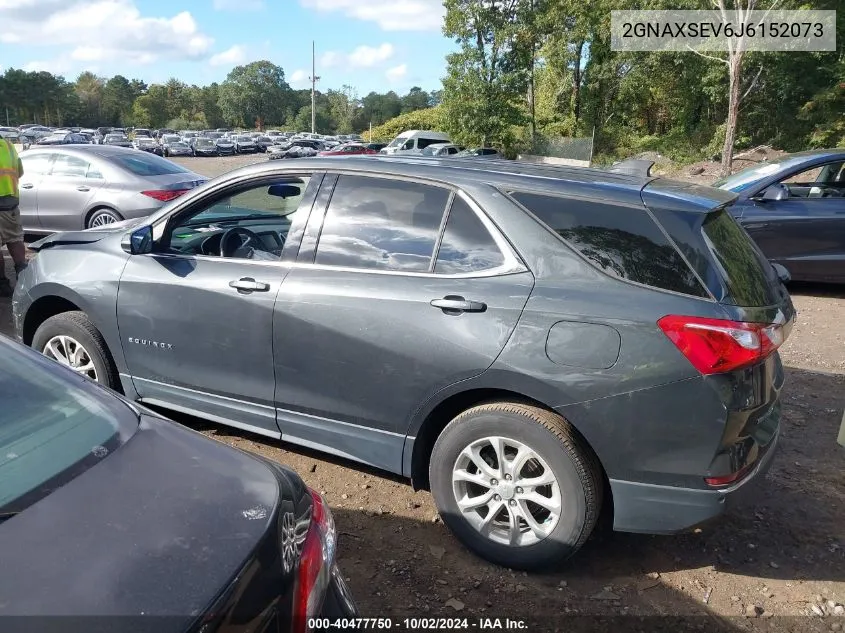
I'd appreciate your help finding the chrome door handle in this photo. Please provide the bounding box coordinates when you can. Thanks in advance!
[20,183,33,189]
[76,185,90,192]
[229,277,270,292]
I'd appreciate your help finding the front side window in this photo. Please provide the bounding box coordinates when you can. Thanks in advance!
[50,155,89,177]
[314,175,450,272]
[164,177,313,261]
[779,162,845,199]
[20,153,54,175]
[509,190,707,297]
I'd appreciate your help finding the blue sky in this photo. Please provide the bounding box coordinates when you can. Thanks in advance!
[1,0,455,95]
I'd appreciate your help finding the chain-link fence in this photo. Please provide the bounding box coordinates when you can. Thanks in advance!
[518,133,594,167]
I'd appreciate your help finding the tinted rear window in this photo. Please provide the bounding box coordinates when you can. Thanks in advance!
[108,152,191,176]
[509,191,707,297]
[651,207,780,306]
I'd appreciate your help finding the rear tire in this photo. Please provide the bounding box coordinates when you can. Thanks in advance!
[87,208,123,228]
[32,311,120,390]
[429,402,603,570]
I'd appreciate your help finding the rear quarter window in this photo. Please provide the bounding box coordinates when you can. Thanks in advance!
[508,190,707,297]
[651,207,781,306]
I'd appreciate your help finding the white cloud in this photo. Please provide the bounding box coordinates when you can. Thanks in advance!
[213,0,264,10]
[2,0,215,72]
[209,45,247,67]
[320,51,341,68]
[289,69,309,87]
[300,0,443,31]
[385,64,407,82]
[348,43,394,67]
[23,59,72,75]
[319,43,395,71]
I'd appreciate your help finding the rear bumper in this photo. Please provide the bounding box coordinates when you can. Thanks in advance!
[609,429,779,534]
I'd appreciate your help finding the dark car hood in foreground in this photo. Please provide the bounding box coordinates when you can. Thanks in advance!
[0,413,280,621]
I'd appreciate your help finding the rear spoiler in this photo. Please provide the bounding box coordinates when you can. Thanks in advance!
[608,159,655,178]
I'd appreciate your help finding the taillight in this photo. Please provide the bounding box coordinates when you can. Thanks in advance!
[141,189,190,202]
[658,315,786,375]
[292,488,336,633]
[704,462,754,487]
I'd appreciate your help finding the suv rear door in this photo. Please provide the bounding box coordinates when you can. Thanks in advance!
[271,174,534,472]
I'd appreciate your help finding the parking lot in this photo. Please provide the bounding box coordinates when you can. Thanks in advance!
[4,154,843,631]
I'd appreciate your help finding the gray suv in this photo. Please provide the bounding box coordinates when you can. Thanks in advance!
[12,157,794,569]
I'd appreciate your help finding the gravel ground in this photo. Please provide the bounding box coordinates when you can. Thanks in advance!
[2,154,843,631]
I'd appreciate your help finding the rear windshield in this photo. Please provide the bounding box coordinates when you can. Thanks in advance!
[0,342,136,516]
[108,152,191,176]
[650,207,781,306]
[508,190,708,297]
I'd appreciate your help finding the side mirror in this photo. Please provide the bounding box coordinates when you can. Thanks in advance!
[121,225,153,255]
[758,183,788,202]
[772,262,791,284]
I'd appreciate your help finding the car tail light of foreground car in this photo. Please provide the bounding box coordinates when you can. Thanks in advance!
[293,488,337,633]
[658,315,788,375]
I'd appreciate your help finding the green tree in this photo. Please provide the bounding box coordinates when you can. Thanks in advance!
[441,0,531,150]
[218,61,291,130]
[101,75,135,125]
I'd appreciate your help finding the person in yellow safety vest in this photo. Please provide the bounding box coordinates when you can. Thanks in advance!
[0,136,28,297]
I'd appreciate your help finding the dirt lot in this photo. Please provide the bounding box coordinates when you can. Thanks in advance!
[2,154,843,631]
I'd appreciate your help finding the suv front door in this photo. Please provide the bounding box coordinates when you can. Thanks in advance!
[272,174,534,472]
[116,173,320,437]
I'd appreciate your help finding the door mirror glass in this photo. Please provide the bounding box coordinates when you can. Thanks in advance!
[122,225,153,255]
[759,184,789,201]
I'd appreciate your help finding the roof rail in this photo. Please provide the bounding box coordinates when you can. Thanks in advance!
[608,158,655,177]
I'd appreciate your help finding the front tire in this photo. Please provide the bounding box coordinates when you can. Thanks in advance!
[32,311,120,389]
[429,402,603,570]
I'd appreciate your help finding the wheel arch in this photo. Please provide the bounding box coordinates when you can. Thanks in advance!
[22,287,88,346]
[406,380,610,502]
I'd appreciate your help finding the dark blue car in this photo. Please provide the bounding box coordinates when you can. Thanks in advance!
[715,149,845,284]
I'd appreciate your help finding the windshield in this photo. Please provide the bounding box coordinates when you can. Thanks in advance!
[387,135,409,149]
[238,135,253,141]
[0,340,137,515]
[109,152,191,176]
[163,135,180,143]
[713,156,811,192]
[196,139,213,146]
[171,142,189,149]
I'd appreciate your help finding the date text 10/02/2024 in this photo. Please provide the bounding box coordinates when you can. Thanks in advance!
[308,618,529,630]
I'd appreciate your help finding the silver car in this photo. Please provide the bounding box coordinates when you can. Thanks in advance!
[18,145,207,233]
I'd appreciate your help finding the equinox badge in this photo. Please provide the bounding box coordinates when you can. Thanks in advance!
[128,337,173,350]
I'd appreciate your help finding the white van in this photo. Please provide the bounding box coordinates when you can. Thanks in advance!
[381,130,451,155]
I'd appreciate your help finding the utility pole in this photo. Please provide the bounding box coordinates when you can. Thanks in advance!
[369,121,372,141]
[310,41,320,135]
[5,107,9,127]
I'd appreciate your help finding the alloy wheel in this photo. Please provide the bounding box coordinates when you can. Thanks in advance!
[90,212,118,228]
[452,436,561,547]
[42,335,99,381]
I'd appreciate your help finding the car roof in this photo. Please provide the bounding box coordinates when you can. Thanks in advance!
[22,145,140,158]
[225,154,651,201]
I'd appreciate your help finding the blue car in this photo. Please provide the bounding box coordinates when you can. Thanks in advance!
[714,149,845,284]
